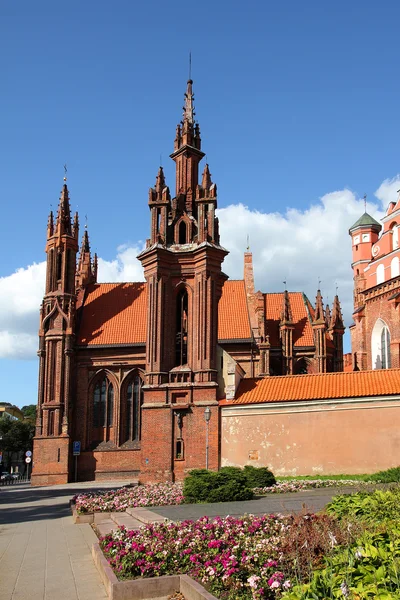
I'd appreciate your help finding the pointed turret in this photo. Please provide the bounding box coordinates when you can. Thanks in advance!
[73,212,79,240]
[281,290,293,325]
[76,227,96,289]
[201,163,212,190]
[47,211,54,239]
[312,290,327,373]
[329,294,345,372]
[330,295,345,330]
[56,184,72,236]
[325,303,331,328]
[171,79,204,199]
[148,166,171,245]
[92,253,98,282]
[280,290,295,375]
[183,79,195,125]
[155,166,166,194]
[314,289,325,323]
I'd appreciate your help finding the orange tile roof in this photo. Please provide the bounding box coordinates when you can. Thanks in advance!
[218,280,251,340]
[77,283,147,345]
[226,369,400,405]
[77,279,252,346]
[266,292,315,347]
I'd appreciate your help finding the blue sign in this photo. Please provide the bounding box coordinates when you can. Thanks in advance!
[73,441,81,456]
[25,450,32,457]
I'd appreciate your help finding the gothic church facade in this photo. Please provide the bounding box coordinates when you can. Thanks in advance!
[32,80,345,485]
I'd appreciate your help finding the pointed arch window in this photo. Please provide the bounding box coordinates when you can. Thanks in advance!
[179,221,187,244]
[176,289,188,366]
[93,377,114,428]
[376,263,385,285]
[371,319,391,370]
[391,256,399,279]
[125,375,142,442]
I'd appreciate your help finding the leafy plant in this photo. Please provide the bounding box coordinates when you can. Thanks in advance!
[326,487,400,525]
[368,466,400,483]
[243,465,276,488]
[183,467,254,503]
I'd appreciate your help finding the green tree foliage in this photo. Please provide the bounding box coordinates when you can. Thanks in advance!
[183,467,254,503]
[0,418,35,455]
[20,404,37,423]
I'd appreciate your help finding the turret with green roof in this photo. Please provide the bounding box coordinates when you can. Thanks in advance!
[349,212,381,234]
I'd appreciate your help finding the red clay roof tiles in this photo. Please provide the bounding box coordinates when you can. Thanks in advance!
[266,292,314,347]
[226,369,400,405]
[77,279,252,346]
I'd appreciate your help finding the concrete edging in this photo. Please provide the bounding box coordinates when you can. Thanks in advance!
[92,542,218,600]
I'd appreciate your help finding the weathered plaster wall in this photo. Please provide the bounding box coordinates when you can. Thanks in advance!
[221,398,400,475]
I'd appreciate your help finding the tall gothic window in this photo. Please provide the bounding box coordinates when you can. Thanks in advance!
[381,327,391,369]
[175,289,188,366]
[93,377,114,428]
[371,319,391,370]
[125,375,142,442]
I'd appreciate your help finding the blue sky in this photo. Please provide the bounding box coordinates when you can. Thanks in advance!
[1,0,400,406]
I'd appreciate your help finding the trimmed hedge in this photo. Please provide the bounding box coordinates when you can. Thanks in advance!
[183,466,276,503]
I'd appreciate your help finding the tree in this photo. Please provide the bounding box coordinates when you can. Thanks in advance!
[21,404,37,423]
[0,418,35,459]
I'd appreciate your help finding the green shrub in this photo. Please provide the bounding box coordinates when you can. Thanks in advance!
[183,467,254,503]
[326,487,400,525]
[369,465,400,483]
[243,465,276,488]
[282,528,400,599]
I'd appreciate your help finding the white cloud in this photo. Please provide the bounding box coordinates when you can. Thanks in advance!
[375,175,400,209]
[0,183,389,360]
[218,188,383,332]
[0,262,46,359]
[98,243,145,282]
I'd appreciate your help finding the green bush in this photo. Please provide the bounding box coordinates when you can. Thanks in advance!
[243,465,276,488]
[183,467,254,503]
[326,487,400,525]
[282,529,400,599]
[369,465,400,483]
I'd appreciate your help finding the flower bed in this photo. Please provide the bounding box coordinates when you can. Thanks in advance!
[72,479,375,514]
[254,479,373,495]
[99,513,353,599]
[72,483,184,514]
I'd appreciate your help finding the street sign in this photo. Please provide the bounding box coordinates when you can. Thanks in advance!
[73,441,81,456]
[25,450,32,457]
[25,457,32,463]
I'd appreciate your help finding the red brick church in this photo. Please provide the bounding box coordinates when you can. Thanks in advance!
[33,78,380,486]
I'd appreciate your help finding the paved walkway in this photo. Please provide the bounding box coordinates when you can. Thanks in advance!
[150,486,358,521]
[0,481,362,600]
[0,481,131,600]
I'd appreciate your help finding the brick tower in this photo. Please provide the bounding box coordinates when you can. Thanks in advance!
[138,79,228,481]
[32,183,79,485]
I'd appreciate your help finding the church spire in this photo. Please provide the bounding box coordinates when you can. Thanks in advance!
[314,289,325,323]
[325,303,331,328]
[76,226,96,289]
[183,79,195,125]
[56,184,72,237]
[201,163,212,190]
[281,289,293,324]
[330,294,345,330]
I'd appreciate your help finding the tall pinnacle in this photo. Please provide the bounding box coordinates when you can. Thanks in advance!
[56,184,72,236]
[183,79,195,124]
[314,290,325,323]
